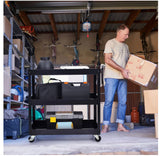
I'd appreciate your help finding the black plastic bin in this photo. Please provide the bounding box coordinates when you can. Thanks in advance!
[62,83,90,99]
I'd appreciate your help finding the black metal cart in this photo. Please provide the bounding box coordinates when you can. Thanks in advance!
[28,69,101,142]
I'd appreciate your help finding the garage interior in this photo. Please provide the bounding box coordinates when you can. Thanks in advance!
[3,1,158,155]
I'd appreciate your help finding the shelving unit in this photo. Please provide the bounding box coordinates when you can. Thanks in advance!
[28,69,101,142]
[4,3,35,109]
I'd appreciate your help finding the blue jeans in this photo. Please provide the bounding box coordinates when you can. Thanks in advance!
[103,78,127,125]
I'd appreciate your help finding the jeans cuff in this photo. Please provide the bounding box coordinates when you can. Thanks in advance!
[103,121,110,125]
[116,119,124,124]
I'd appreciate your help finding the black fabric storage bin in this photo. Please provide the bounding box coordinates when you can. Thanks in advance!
[36,78,62,100]
[62,83,90,99]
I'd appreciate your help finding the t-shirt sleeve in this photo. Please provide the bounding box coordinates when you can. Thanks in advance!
[104,41,113,54]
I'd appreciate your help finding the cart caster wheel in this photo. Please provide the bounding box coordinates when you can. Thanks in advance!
[28,135,36,143]
[94,135,101,142]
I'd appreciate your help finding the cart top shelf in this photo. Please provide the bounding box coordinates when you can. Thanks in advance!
[29,69,100,75]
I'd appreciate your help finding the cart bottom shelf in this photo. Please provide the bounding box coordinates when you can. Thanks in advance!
[30,120,100,135]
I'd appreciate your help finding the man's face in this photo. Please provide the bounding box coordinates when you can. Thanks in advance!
[117,28,129,42]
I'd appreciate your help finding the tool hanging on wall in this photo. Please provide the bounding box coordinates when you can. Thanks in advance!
[90,34,103,68]
[44,37,61,63]
[64,40,81,65]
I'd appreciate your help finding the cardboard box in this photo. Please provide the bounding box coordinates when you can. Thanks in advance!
[135,54,145,59]
[4,54,20,74]
[4,67,11,96]
[4,16,11,39]
[154,114,158,138]
[143,89,158,114]
[13,39,23,53]
[125,55,158,89]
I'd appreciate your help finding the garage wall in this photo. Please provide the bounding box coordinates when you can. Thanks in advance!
[145,32,158,63]
[33,31,158,65]
[33,31,157,119]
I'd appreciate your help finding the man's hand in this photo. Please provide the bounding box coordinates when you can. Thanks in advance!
[121,69,130,79]
[105,53,130,79]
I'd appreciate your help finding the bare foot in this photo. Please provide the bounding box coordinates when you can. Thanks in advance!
[117,124,129,132]
[101,125,109,133]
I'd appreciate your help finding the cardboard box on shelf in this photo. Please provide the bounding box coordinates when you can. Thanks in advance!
[4,54,20,74]
[4,16,11,39]
[13,39,23,53]
[4,67,11,96]
[143,89,158,114]
[125,55,158,89]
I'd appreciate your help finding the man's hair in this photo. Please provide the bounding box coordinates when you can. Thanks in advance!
[116,24,128,33]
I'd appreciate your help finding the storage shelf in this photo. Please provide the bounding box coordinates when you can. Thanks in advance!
[12,44,23,57]
[4,98,10,103]
[28,68,101,138]
[4,2,34,109]
[12,72,28,84]
[4,98,28,105]
[30,128,99,135]
[4,33,11,43]
[4,3,13,17]
[11,100,29,105]
[29,69,100,75]
[29,97,98,105]
[30,120,99,135]
[24,59,31,67]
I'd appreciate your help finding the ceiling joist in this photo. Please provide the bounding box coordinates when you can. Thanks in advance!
[98,10,110,39]
[125,10,141,28]
[19,11,31,26]
[48,14,58,41]
[16,1,157,36]
[140,13,158,38]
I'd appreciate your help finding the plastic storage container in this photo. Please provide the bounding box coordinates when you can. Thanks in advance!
[37,57,53,70]
[62,83,90,99]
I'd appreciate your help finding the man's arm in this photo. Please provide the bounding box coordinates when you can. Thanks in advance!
[104,53,129,79]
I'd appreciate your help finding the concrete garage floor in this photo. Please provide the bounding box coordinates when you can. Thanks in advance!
[4,125,158,155]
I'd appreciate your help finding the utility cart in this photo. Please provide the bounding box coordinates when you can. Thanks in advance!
[28,68,101,142]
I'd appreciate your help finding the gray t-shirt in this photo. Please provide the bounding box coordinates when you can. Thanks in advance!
[104,38,130,79]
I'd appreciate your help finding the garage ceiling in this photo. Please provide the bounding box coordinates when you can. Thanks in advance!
[10,1,158,41]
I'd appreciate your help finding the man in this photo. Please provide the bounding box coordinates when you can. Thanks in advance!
[101,24,130,133]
